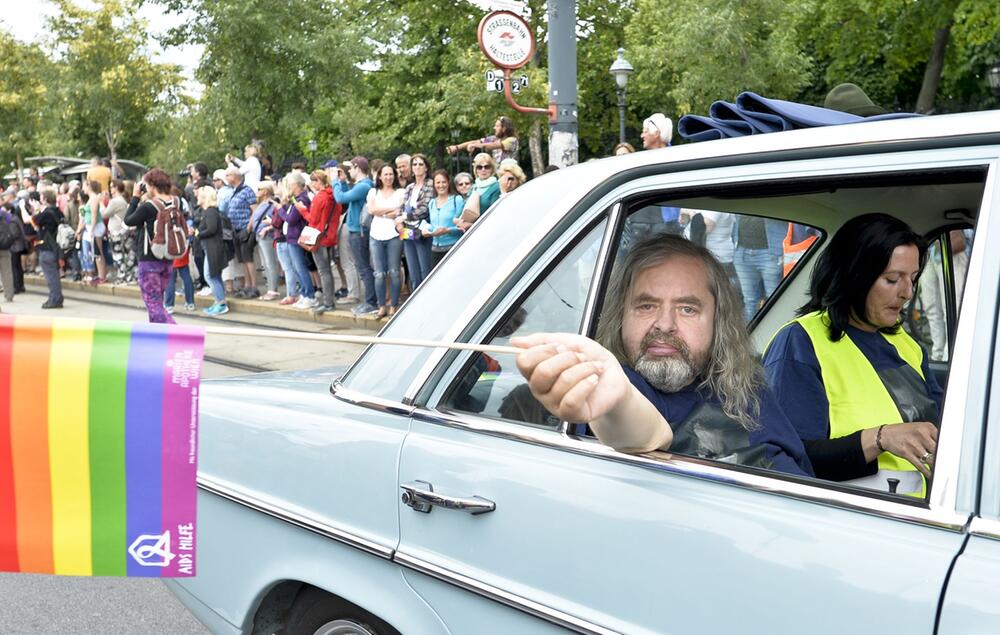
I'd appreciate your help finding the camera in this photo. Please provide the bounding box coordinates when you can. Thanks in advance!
[139,182,147,194]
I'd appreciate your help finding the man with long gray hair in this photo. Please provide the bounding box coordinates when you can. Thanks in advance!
[513,235,811,476]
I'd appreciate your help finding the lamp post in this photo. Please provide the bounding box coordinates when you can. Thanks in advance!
[609,48,634,145]
[988,58,1000,103]
[308,139,317,170]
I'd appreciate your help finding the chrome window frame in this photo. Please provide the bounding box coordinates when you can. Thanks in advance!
[409,149,1000,532]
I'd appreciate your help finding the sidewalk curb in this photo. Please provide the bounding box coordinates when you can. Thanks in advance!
[25,276,384,332]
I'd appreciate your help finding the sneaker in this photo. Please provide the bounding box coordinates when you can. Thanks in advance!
[293,296,318,309]
[278,295,299,306]
[260,290,281,301]
[245,288,261,298]
[233,288,249,299]
[41,301,64,309]
[351,303,379,316]
[312,304,335,315]
[165,305,175,315]
[203,303,229,316]
[197,287,213,297]
[184,303,196,311]
[335,287,349,299]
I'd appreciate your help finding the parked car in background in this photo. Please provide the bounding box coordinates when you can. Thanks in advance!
[168,111,1000,635]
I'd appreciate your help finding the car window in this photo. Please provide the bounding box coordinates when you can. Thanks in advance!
[907,229,974,364]
[440,219,608,428]
[598,167,989,499]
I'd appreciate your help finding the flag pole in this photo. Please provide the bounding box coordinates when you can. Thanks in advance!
[201,325,521,357]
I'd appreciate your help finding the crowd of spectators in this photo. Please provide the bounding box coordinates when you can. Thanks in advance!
[0,118,536,320]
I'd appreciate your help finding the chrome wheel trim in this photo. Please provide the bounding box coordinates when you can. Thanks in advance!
[313,618,378,635]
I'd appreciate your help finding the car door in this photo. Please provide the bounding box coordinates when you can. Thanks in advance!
[933,162,1000,634]
[392,149,999,634]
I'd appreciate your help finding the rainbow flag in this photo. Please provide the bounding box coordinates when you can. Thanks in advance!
[0,315,204,578]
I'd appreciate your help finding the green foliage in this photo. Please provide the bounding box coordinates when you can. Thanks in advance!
[0,33,51,170]
[48,0,181,160]
[158,0,364,169]
[626,0,812,117]
[4,0,1000,172]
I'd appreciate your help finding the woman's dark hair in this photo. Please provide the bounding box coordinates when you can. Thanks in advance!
[497,116,515,138]
[799,212,926,340]
[112,179,126,195]
[431,169,456,195]
[143,168,173,194]
[376,163,399,190]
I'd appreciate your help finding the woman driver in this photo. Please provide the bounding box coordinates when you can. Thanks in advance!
[762,213,942,497]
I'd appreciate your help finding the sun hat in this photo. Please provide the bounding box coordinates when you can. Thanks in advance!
[824,83,887,117]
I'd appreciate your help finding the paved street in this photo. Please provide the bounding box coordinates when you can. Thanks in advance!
[0,289,368,633]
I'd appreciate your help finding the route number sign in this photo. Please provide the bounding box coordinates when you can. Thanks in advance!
[485,71,529,94]
[477,11,535,70]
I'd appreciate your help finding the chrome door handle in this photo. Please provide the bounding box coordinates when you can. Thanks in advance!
[400,480,496,515]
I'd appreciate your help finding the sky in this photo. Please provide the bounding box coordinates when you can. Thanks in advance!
[0,0,203,96]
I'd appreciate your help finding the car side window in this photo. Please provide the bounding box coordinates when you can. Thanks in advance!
[907,229,974,364]
[440,219,608,428]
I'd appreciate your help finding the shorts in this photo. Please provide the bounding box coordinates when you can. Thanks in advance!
[235,236,255,263]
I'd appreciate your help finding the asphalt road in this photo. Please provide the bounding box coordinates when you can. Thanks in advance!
[0,289,368,633]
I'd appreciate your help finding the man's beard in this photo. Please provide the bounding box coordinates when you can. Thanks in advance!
[632,330,704,393]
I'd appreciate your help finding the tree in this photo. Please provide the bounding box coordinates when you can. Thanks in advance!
[625,0,812,119]
[49,0,181,161]
[160,0,364,168]
[0,32,50,174]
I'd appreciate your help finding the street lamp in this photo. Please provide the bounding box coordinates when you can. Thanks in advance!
[308,139,317,170]
[609,48,634,145]
[988,58,1000,101]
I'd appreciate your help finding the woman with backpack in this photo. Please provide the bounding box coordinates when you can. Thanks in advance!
[123,169,179,324]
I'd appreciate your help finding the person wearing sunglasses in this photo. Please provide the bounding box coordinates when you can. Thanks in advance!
[455,153,501,233]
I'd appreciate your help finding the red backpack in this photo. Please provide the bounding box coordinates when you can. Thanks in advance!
[146,196,189,260]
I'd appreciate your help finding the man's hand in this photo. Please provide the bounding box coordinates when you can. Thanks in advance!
[511,333,627,424]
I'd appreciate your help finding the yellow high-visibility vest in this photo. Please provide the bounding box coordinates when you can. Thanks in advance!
[794,310,928,497]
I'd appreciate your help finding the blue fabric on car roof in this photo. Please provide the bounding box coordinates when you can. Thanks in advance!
[677,91,923,142]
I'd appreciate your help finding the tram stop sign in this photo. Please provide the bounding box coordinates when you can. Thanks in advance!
[477,10,535,70]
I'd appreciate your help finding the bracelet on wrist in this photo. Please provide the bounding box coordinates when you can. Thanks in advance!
[875,424,886,453]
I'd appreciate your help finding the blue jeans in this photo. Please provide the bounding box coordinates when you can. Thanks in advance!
[370,237,402,308]
[734,247,782,323]
[348,230,376,307]
[203,254,226,304]
[402,235,434,290]
[165,265,194,307]
[287,242,316,299]
[276,242,300,297]
[80,237,95,272]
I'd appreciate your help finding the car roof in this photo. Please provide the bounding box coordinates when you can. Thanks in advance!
[601,110,1000,173]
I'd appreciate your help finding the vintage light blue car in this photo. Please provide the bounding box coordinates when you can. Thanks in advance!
[168,111,1000,634]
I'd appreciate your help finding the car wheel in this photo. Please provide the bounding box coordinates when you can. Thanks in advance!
[283,588,399,635]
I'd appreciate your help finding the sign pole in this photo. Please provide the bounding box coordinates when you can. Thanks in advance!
[547,0,578,167]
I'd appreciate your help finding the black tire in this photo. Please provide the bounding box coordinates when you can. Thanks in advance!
[282,587,399,635]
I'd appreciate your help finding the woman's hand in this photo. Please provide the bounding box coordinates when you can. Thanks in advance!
[132,182,142,198]
[877,421,938,478]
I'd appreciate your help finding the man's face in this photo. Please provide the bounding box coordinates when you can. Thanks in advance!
[396,159,411,179]
[622,256,715,392]
[225,172,241,187]
[641,125,664,150]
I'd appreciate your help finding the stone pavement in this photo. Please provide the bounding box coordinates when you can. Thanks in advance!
[24,275,384,332]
